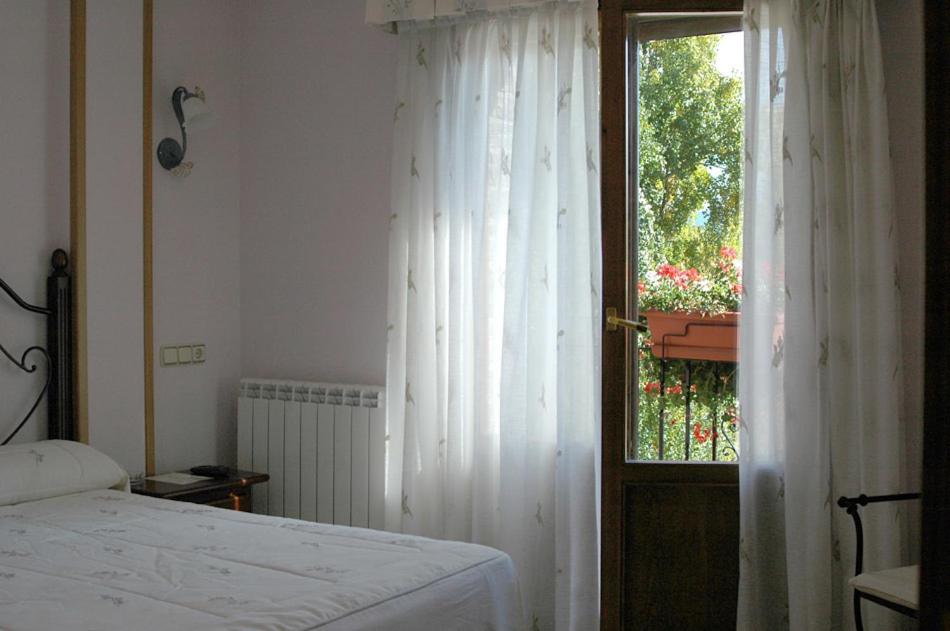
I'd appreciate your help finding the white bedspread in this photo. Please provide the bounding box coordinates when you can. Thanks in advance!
[0,490,523,630]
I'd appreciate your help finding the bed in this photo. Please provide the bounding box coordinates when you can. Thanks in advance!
[0,255,524,630]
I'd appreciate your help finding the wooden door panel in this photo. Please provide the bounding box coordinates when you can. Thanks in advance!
[622,480,739,630]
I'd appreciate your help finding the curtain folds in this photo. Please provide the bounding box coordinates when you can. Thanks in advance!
[739,1,906,629]
[384,3,601,630]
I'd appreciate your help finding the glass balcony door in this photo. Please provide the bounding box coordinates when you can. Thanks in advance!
[600,5,743,629]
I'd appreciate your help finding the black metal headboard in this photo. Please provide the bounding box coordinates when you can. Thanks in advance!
[0,249,73,444]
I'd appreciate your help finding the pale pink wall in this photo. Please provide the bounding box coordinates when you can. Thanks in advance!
[153,0,242,472]
[86,0,146,476]
[876,0,924,560]
[0,0,69,445]
[148,1,395,472]
[238,1,398,387]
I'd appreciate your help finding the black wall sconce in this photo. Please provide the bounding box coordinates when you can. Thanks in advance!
[156,86,213,177]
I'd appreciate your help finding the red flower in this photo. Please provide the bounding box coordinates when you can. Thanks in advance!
[692,423,712,444]
[684,267,700,281]
[720,246,738,260]
[657,263,681,279]
[668,384,683,395]
[644,381,661,394]
[638,281,647,294]
[731,283,743,295]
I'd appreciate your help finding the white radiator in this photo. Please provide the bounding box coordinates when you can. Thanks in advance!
[237,379,386,529]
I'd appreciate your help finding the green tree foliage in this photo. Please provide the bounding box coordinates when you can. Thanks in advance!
[637,35,743,276]
[633,34,743,462]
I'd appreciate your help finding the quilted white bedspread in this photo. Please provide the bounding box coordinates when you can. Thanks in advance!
[0,490,523,630]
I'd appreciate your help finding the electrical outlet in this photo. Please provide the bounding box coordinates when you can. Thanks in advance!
[161,343,206,366]
[161,346,178,366]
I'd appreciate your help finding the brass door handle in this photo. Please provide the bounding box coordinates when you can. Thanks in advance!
[606,307,648,333]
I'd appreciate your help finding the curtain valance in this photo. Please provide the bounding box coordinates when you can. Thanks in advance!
[366,0,588,28]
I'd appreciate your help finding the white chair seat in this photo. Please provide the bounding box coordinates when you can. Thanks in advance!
[849,564,919,611]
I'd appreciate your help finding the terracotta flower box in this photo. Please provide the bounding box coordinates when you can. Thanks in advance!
[641,310,739,363]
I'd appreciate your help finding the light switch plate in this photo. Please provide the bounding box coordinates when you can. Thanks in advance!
[161,346,178,366]
[177,346,193,364]
[192,344,206,363]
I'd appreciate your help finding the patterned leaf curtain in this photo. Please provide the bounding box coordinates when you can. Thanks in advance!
[739,1,909,629]
[383,2,600,629]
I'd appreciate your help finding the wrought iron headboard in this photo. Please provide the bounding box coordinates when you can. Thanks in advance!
[0,249,73,444]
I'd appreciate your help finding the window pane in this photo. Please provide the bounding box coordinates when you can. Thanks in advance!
[631,29,744,463]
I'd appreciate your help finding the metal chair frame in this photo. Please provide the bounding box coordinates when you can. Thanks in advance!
[837,493,921,631]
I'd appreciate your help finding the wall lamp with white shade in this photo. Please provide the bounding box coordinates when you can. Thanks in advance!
[156,86,214,177]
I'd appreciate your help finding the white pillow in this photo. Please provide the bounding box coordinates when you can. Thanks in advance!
[0,440,129,506]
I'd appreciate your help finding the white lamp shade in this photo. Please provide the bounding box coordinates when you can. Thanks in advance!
[182,95,214,131]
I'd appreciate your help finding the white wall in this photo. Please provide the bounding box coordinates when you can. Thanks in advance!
[153,0,242,472]
[148,1,396,472]
[86,0,146,475]
[238,1,398,387]
[0,0,69,444]
[876,0,924,559]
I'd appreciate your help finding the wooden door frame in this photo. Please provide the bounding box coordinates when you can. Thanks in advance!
[70,0,88,443]
[920,1,949,627]
[598,3,626,626]
[599,2,742,629]
[142,0,155,476]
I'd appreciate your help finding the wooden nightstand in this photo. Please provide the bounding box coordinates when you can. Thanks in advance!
[131,469,269,512]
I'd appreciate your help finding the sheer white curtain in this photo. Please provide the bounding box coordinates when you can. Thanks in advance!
[739,1,907,629]
[384,3,600,630]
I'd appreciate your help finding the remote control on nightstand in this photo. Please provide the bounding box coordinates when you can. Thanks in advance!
[190,465,230,478]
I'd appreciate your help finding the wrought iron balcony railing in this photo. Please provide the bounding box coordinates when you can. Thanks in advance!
[635,314,739,462]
